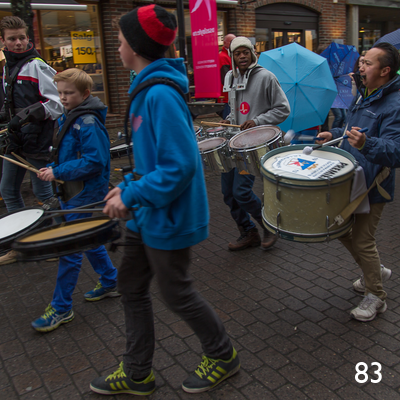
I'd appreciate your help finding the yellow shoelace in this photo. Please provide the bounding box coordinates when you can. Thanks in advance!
[106,363,126,381]
[195,356,217,378]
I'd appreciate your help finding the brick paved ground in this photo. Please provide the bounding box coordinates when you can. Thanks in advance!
[0,120,400,399]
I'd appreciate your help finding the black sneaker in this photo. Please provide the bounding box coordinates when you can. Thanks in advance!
[90,362,156,395]
[182,348,240,393]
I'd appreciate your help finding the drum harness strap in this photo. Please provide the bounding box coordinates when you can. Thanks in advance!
[50,109,101,202]
[330,166,391,228]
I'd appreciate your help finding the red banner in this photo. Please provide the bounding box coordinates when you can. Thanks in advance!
[189,0,220,98]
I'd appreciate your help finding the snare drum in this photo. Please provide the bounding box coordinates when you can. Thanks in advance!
[193,125,206,141]
[206,127,226,138]
[0,207,48,250]
[110,140,133,159]
[229,125,282,176]
[13,216,120,261]
[198,137,233,174]
[261,145,356,242]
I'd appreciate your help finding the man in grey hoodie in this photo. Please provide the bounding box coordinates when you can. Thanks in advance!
[221,36,290,251]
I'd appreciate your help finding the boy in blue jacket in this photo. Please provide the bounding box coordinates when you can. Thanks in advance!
[90,5,239,396]
[32,68,119,332]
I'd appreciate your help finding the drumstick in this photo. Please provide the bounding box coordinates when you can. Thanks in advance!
[0,155,64,184]
[0,127,7,135]
[201,121,241,128]
[44,208,105,214]
[12,152,36,169]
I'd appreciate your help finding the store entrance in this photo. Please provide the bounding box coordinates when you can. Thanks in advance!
[272,30,302,48]
[255,3,318,54]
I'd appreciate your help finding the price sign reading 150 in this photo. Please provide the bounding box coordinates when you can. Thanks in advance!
[71,31,97,64]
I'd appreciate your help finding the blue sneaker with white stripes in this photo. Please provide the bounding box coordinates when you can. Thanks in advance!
[31,304,74,332]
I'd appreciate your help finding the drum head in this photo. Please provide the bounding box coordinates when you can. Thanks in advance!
[261,145,356,185]
[110,143,129,151]
[206,127,226,135]
[230,126,281,150]
[198,137,227,152]
[0,208,45,249]
[110,139,133,150]
[13,216,120,261]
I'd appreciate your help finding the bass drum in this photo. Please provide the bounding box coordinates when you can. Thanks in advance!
[261,145,356,242]
[13,216,121,261]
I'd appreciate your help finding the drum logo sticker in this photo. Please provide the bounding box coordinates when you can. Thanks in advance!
[239,102,250,115]
[272,153,340,179]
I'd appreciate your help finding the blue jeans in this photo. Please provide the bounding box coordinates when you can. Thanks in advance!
[331,108,347,129]
[0,154,53,212]
[118,230,233,379]
[51,211,118,313]
[221,168,262,231]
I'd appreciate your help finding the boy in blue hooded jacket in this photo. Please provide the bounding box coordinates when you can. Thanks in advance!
[89,5,239,396]
[32,68,119,332]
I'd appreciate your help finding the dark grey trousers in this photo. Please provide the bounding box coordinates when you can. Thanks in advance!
[117,230,233,380]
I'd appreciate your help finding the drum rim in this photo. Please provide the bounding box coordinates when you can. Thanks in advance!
[260,144,357,185]
[0,206,46,248]
[262,211,354,241]
[13,216,121,261]
[229,125,282,150]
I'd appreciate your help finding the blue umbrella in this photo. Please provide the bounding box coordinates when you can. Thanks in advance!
[374,29,400,49]
[258,43,337,133]
[320,42,359,109]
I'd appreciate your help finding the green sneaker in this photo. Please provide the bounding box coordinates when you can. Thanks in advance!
[90,362,156,395]
[182,348,240,393]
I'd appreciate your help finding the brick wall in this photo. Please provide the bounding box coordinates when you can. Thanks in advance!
[227,0,347,48]
[100,0,132,132]
[100,0,347,132]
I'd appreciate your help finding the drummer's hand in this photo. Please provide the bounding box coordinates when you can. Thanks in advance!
[37,168,55,181]
[347,126,366,149]
[241,120,256,130]
[220,119,230,124]
[316,131,332,144]
[103,187,128,218]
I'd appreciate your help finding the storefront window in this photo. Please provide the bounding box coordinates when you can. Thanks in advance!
[40,4,106,104]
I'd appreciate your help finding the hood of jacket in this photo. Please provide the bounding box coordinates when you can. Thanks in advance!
[129,57,189,95]
[64,95,107,124]
[3,43,42,69]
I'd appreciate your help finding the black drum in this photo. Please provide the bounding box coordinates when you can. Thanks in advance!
[13,216,120,261]
[0,207,48,250]
[110,139,133,159]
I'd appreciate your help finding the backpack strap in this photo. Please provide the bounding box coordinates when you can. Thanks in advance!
[52,110,100,165]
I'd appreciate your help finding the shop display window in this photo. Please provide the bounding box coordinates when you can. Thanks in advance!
[39,4,106,104]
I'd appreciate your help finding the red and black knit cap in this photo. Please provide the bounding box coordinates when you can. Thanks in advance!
[119,4,177,61]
